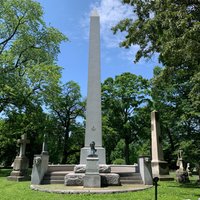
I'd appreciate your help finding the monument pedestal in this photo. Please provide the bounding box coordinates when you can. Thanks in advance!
[151,160,173,180]
[7,156,30,181]
[80,147,106,164]
[84,157,101,188]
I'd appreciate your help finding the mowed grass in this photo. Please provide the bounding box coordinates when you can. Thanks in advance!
[0,169,199,200]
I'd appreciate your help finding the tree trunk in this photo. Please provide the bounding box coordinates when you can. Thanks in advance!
[166,127,175,151]
[61,127,69,164]
[124,138,130,164]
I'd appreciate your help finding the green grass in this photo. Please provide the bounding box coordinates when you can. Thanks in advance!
[0,169,199,200]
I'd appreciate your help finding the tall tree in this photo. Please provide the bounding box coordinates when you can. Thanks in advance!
[113,0,200,173]
[0,0,67,113]
[102,73,150,164]
[0,0,67,166]
[46,81,85,164]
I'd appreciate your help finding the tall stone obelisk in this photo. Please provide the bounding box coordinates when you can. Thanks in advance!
[80,10,106,164]
[151,111,171,179]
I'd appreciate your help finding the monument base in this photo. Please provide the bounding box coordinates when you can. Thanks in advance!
[151,160,174,180]
[7,156,30,182]
[65,173,121,186]
[74,164,111,173]
[80,147,106,164]
[84,174,101,188]
[7,170,30,181]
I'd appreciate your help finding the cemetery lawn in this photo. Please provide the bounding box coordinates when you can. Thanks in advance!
[0,169,199,200]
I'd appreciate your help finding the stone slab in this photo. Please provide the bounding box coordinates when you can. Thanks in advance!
[74,164,111,173]
[31,184,153,194]
[86,157,99,174]
[65,174,84,186]
[65,173,121,187]
[7,175,30,182]
[84,174,101,188]
[101,173,121,186]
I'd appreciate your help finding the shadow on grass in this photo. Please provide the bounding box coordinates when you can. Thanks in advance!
[168,180,200,189]
[0,168,12,177]
[0,168,32,177]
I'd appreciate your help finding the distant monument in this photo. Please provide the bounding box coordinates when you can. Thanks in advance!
[7,134,30,181]
[151,111,172,180]
[176,149,189,183]
[80,9,105,165]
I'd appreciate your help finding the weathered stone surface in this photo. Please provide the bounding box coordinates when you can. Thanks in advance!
[101,173,121,186]
[84,174,101,188]
[74,165,86,173]
[85,157,99,175]
[13,156,29,171]
[65,173,84,186]
[99,165,111,173]
[31,154,49,185]
[65,173,120,187]
[74,164,111,173]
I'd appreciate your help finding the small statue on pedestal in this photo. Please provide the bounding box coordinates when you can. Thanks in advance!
[88,141,98,157]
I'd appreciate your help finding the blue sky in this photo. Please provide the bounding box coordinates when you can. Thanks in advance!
[36,0,160,96]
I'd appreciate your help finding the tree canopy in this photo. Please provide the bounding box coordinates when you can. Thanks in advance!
[0,0,67,114]
[113,0,200,173]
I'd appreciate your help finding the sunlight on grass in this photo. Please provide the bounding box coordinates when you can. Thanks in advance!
[0,169,199,200]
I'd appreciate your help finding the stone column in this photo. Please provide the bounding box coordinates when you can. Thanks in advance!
[151,111,171,179]
[80,10,105,164]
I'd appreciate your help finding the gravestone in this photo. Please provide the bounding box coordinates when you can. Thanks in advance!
[176,150,189,183]
[151,111,172,180]
[80,9,105,164]
[7,134,30,181]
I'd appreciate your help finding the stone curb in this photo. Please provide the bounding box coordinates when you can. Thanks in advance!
[30,184,153,194]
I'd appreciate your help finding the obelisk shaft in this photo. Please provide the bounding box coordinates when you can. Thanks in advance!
[85,11,102,147]
[151,111,164,161]
[80,11,105,164]
[151,110,170,178]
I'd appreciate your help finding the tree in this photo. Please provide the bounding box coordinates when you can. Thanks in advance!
[102,72,150,164]
[113,0,200,174]
[46,81,85,164]
[151,66,200,171]
[0,0,67,113]
[112,0,200,118]
[0,0,67,166]
[112,0,200,67]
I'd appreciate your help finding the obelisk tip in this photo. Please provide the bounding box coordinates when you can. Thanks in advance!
[91,9,99,16]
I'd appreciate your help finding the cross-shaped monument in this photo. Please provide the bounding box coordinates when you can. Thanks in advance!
[18,134,30,157]
[7,134,30,181]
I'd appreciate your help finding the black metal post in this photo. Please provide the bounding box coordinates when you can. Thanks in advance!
[153,177,159,200]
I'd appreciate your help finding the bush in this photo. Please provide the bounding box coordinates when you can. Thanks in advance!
[113,158,125,165]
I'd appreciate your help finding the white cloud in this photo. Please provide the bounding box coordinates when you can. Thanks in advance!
[80,0,141,63]
[91,0,134,48]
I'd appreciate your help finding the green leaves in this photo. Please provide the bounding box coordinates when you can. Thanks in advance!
[0,0,67,113]
[113,0,200,66]
[102,73,151,164]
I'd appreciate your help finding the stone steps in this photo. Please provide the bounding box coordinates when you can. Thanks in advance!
[41,165,143,185]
